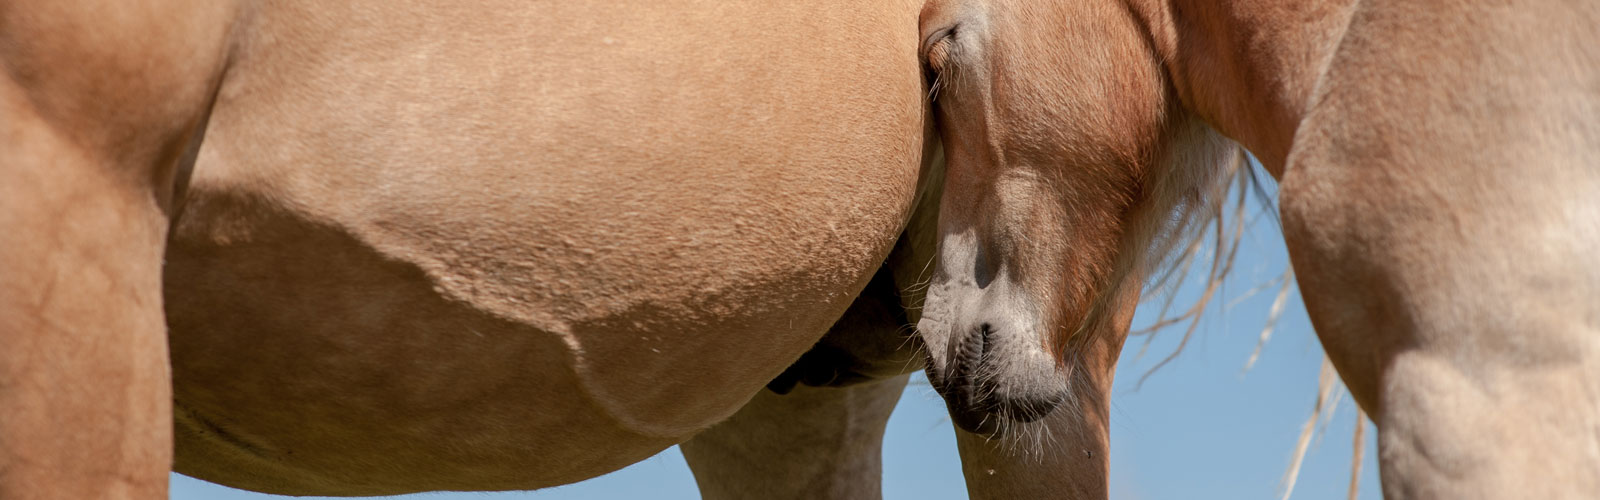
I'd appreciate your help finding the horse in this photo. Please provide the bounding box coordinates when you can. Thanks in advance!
[0,0,1101,498]
[913,0,1600,498]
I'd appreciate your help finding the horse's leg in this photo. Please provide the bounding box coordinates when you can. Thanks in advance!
[681,375,909,500]
[0,2,234,498]
[1280,3,1600,498]
[952,317,1122,500]
[682,263,916,500]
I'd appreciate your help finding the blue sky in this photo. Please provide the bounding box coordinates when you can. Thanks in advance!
[171,175,1381,500]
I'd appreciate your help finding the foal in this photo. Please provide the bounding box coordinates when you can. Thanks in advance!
[916,0,1600,498]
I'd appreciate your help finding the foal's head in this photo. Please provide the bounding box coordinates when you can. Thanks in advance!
[915,0,1235,435]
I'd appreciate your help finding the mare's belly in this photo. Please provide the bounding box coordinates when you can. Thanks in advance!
[163,0,927,495]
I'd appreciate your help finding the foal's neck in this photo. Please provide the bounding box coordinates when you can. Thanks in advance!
[1131,0,1358,178]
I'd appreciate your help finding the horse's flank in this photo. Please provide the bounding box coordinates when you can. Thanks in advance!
[3,0,937,496]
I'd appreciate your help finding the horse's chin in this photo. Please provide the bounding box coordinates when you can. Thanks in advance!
[937,374,1068,437]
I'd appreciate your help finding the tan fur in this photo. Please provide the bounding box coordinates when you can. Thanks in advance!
[2,0,942,496]
[922,0,1600,498]
[1278,3,1600,497]
[1,1,237,498]
[161,0,936,495]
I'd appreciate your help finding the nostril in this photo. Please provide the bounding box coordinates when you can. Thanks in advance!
[967,323,989,352]
[975,323,992,364]
[973,245,995,289]
[946,323,990,412]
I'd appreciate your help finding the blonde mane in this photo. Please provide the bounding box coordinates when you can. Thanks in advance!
[1052,111,1243,374]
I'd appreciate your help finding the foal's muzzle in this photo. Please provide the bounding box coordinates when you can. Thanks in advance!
[927,323,1067,436]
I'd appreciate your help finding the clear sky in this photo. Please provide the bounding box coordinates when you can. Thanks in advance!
[170,173,1382,500]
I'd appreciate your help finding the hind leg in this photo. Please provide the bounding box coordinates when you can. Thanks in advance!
[0,2,235,497]
[1280,3,1600,493]
[1283,155,1600,499]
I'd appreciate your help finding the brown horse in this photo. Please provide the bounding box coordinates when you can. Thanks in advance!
[1,0,1104,498]
[915,0,1600,498]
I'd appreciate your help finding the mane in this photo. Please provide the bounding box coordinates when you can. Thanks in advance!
[1043,102,1296,389]
[1053,109,1248,375]
[1080,110,1365,500]
[1127,136,1267,387]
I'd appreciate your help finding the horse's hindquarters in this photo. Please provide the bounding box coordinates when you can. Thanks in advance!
[1281,2,1600,497]
[164,0,929,494]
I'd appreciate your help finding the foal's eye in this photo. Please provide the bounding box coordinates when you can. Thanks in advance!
[923,28,956,74]
[926,38,953,73]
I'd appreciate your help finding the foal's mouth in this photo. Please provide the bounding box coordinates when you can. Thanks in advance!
[926,323,1066,437]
